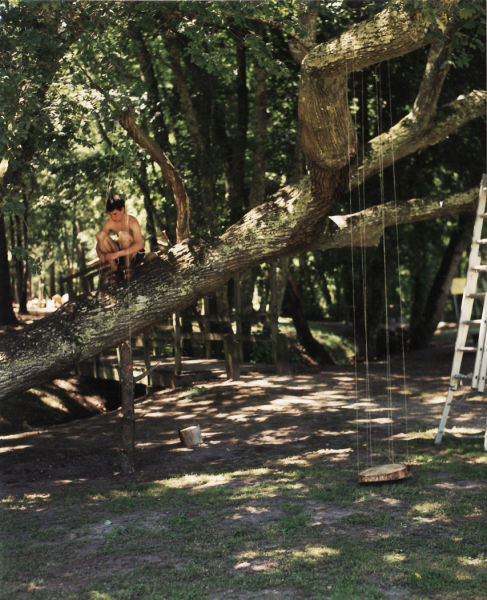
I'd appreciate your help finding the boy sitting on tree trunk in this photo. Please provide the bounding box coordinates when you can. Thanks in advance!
[96,194,145,284]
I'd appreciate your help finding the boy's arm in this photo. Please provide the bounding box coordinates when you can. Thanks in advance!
[102,219,113,234]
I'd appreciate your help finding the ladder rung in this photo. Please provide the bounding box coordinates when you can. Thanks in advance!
[461,319,482,325]
[475,239,487,245]
[456,346,477,353]
[472,265,487,272]
[467,292,486,299]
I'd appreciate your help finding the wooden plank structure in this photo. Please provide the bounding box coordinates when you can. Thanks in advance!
[58,253,292,389]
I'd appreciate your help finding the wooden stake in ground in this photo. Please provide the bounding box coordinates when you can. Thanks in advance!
[119,340,135,475]
[358,463,411,484]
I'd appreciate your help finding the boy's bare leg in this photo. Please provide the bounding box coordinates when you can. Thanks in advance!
[96,232,119,272]
[118,231,135,269]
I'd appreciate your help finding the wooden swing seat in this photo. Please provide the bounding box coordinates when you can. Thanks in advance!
[358,463,411,484]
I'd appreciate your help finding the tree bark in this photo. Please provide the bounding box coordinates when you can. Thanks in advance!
[119,107,190,243]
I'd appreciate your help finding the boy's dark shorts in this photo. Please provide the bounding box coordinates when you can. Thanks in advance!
[116,243,145,268]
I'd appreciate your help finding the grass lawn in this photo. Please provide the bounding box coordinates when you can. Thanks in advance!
[2,435,486,600]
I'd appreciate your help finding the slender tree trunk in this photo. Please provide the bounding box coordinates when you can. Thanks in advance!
[240,52,267,356]
[73,219,88,293]
[165,33,218,233]
[136,158,158,251]
[410,213,475,349]
[354,244,387,360]
[284,272,334,365]
[229,36,249,223]
[14,215,28,314]
[132,26,170,151]
[0,214,17,325]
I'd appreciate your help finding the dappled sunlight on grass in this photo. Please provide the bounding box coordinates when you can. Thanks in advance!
[383,552,406,563]
[2,491,52,512]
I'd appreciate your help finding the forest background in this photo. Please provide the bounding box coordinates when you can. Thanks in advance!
[0,0,486,378]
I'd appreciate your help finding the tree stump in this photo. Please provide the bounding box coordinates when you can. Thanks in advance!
[178,425,203,448]
[275,333,291,375]
[358,463,411,484]
[224,333,240,380]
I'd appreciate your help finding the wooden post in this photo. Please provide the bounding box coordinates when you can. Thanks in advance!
[275,333,291,375]
[203,296,211,359]
[142,326,153,389]
[223,333,240,380]
[119,340,135,475]
[234,273,243,362]
[173,312,182,376]
[269,261,279,364]
[49,262,56,297]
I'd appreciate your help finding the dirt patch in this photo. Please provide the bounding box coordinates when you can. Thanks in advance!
[1,338,486,496]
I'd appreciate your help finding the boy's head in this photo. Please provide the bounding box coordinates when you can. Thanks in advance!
[106,194,125,213]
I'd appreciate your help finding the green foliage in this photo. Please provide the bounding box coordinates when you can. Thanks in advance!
[0,0,484,350]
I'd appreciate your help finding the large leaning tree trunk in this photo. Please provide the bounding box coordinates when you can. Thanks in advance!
[0,1,481,399]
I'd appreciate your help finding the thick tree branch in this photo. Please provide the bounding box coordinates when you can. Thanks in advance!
[298,2,435,202]
[119,107,190,242]
[313,186,477,250]
[354,89,486,184]
[411,42,451,126]
[298,1,462,205]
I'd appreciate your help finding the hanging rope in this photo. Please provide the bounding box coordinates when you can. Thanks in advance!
[387,60,410,463]
[373,63,395,464]
[359,67,374,468]
[348,58,411,474]
[346,57,361,473]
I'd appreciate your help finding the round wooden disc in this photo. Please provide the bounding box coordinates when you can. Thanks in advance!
[178,425,203,448]
[358,463,411,484]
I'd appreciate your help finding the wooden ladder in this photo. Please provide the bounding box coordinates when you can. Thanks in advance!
[435,174,487,451]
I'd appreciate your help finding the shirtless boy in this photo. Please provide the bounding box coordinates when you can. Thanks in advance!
[96,194,145,283]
